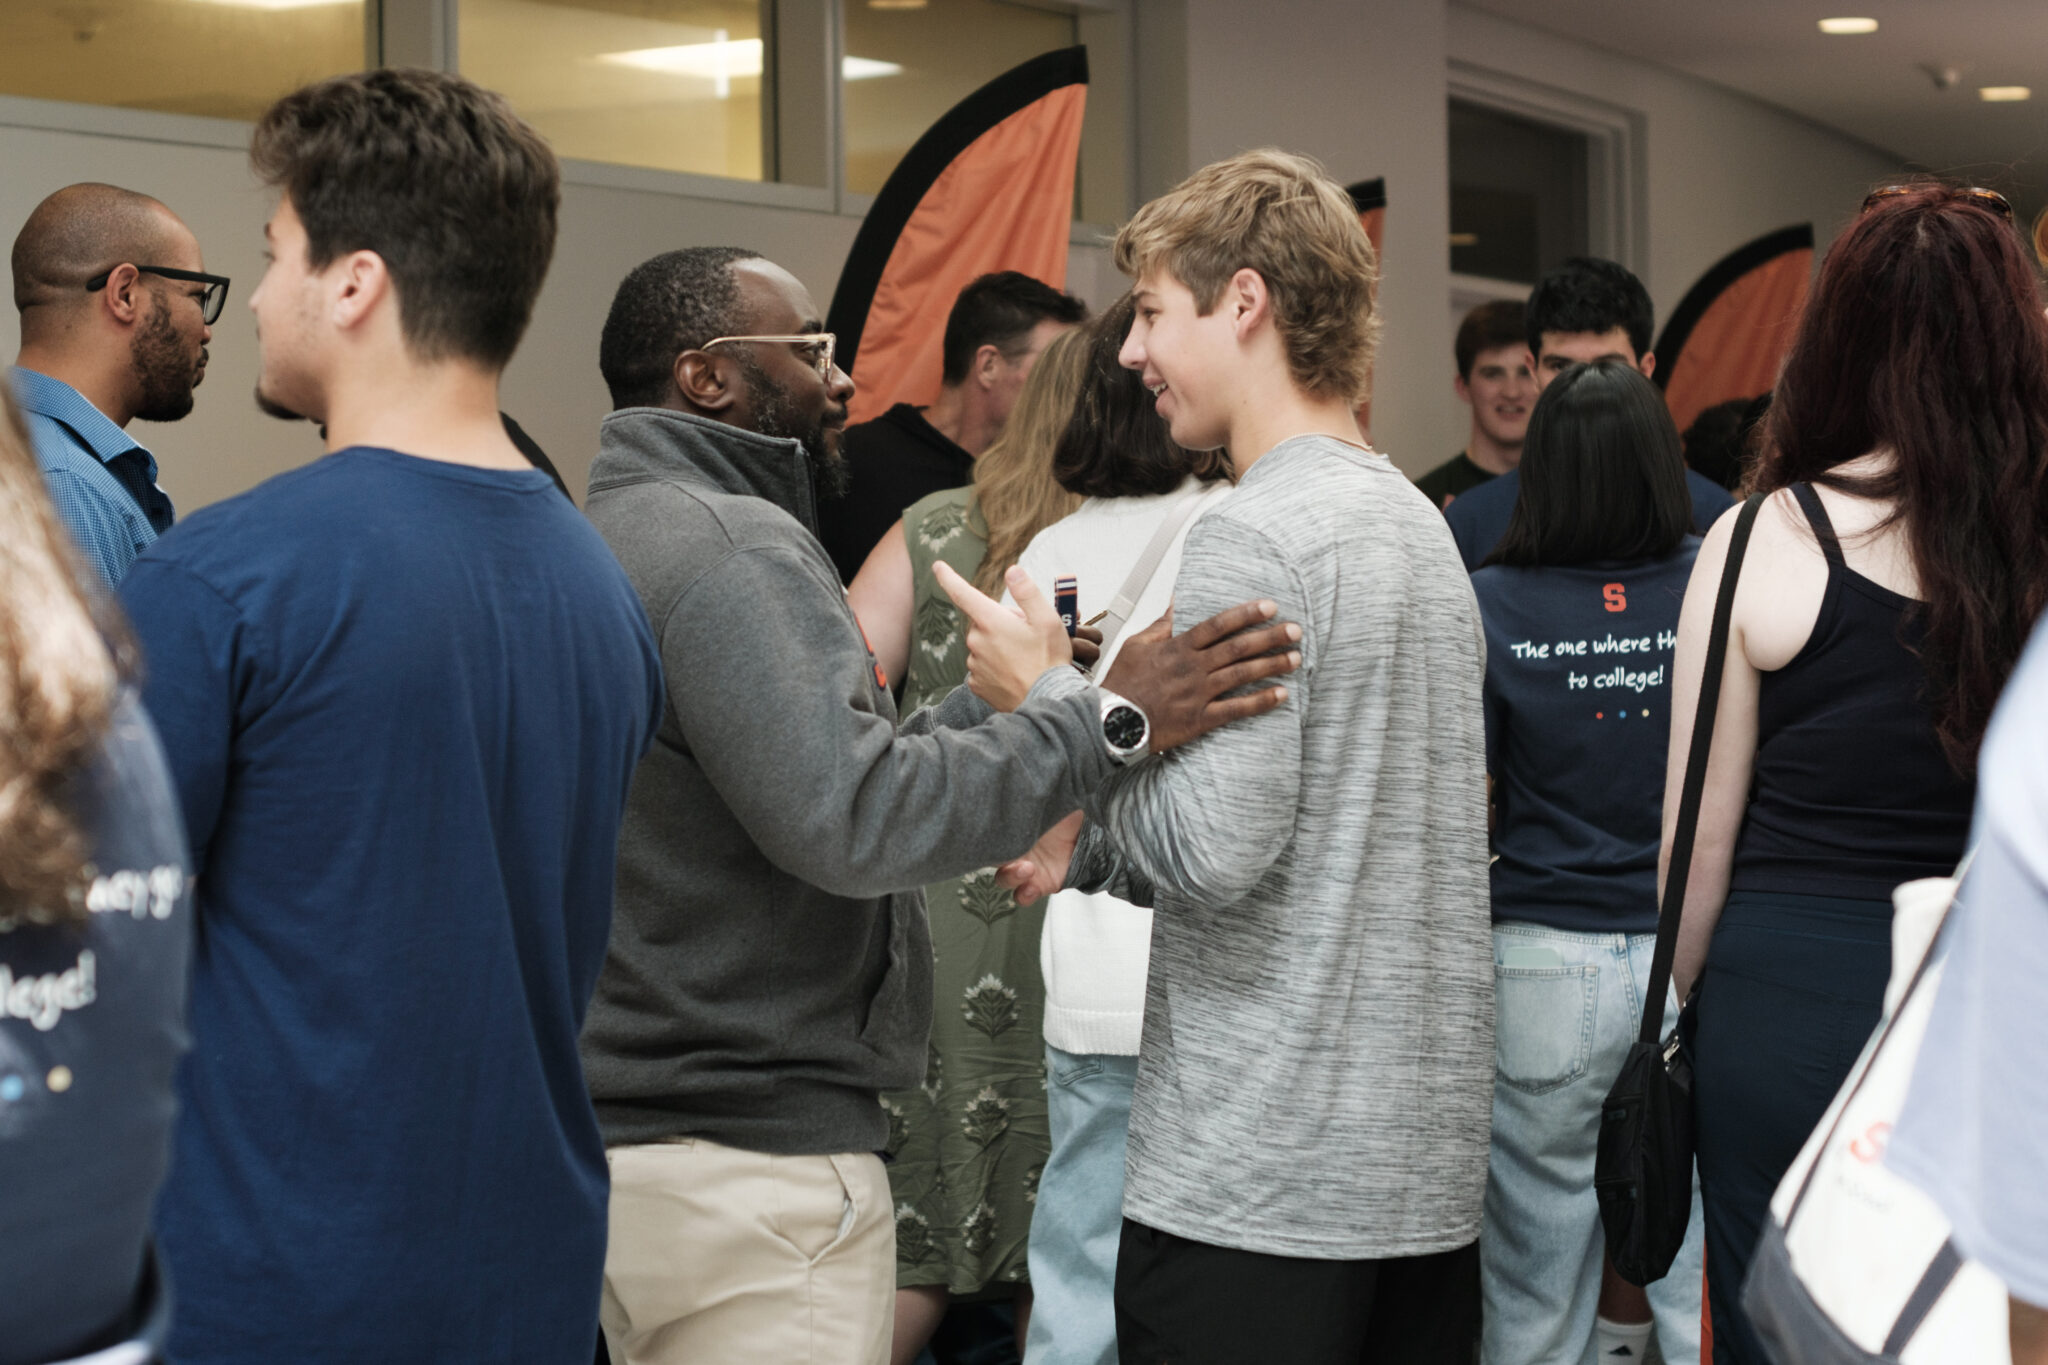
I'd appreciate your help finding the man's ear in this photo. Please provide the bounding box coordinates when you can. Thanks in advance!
[97,264,146,327]
[673,349,739,414]
[1228,268,1270,341]
[330,250,391,334]
[1454,372,1472,404]
[1635,350,1656,381]
[973,342,1005,391]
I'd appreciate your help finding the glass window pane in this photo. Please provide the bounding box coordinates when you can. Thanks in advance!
[460,0,767,182]
[844,0,1075,196]
[1448,99,1589,284]
[0,0,365,123]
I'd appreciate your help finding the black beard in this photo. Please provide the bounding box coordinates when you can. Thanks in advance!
[131,293,199,423]
[740,354,849,500]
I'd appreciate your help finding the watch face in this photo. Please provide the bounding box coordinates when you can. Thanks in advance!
[1103,704,1147,752]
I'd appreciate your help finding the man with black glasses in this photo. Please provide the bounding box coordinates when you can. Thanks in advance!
[583,246,1300,1365]
[9,182,226,585]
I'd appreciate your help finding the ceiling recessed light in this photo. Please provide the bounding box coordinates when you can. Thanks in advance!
[1980,86,2032,102]
[1817,17,1879,35]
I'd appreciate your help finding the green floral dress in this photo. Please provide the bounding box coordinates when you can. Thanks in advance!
[884,486,1050,1296]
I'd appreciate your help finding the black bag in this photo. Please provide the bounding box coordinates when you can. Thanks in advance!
[1595,492,1764,1287]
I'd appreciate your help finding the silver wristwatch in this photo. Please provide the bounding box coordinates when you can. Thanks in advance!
[1097,689,1150,764]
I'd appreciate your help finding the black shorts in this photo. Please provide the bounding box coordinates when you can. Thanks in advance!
[1113,1218,1479,1365]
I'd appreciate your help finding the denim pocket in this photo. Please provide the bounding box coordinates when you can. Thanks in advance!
[1494,963,1598,1095]
[1049,1051,1105,1088]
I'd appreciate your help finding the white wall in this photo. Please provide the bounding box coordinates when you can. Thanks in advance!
[0,114,1130,511]
[3,4,1907,507]
[1180,0,1454,476]
[1448,5,1903,329]
[1166,1,1904,478]
[0,118,869,510]
[1440,5,1903,460]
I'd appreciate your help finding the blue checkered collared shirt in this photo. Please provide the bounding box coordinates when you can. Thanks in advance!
[10,366,175,587]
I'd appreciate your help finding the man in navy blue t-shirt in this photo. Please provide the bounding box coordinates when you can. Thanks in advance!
[1445,258,1734,570]
[119,71,662,1365]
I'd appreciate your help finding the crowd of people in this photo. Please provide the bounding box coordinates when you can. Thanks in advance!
[4,61,2048,1365]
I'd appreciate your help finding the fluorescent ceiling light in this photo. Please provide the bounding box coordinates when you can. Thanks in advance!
[842,56,904,80]
[1980,85,2032,101]
[599,38,902,93]
[1816,17,1879,34]
[184,0,357,9]
[869,0,929,8]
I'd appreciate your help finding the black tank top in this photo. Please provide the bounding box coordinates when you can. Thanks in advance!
[1729,483,1974,899]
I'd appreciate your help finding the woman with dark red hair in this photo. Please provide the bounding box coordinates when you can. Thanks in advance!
[1661,183,2048,1363]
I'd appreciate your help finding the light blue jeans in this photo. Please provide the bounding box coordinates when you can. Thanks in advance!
[1021,1045,1139,1365]
[1482,922,1705,1365]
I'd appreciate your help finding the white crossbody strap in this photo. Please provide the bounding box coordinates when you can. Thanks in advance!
[1089,484,1229,678]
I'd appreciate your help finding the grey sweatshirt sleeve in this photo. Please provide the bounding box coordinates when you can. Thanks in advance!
[659,543,1109,899]
[900,679,995,735]
[1068,818,1156,906]
[1076,515,1312,907]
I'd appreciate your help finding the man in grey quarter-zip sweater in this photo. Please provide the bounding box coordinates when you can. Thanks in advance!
[578,246,1303,1365]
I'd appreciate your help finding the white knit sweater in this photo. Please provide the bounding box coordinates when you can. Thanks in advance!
[1009,477,1231,1056]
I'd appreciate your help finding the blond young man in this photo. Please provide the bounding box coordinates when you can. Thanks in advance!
[943,150,1494,1364]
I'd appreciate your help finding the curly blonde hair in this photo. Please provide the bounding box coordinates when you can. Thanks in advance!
[0,387,125,926]
[969,325,1089,596]
[1114,148,1380,403]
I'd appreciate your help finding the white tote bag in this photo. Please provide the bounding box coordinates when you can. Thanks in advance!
[1741,868,2010,1363]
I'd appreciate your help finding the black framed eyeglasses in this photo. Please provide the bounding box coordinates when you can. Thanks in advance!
[702,332,837,381]
[1862,184,2015,223]
[85,265,232,324]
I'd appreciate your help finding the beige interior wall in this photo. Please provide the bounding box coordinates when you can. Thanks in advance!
[0,120,866,508]
[2,2,1909,509]
[1178,0,1454,477]
[1448,6,1904,339]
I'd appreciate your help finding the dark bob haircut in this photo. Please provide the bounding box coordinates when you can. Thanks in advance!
[1485,359,1691,568]
[1052,292,1231,498]
[251,68,560,371]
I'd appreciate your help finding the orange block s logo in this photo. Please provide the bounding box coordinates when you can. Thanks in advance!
[1848,1120,1892,1165]
[1603,583,1627,613]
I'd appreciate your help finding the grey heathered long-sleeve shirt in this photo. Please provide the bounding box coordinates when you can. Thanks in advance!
[1070,434,1495,1260]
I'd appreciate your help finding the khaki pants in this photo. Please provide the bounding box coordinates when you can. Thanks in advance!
[600,1138,894,1365]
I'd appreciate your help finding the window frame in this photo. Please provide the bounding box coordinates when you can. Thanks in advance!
[1446,61,1647,282]
[0,0,1132,229]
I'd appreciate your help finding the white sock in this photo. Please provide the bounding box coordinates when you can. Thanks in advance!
[1595,1315,1654,1359]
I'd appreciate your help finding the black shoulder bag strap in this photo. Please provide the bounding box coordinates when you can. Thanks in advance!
[1639,493,1766,1047]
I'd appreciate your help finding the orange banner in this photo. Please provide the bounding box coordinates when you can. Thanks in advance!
[829,48,1090,427]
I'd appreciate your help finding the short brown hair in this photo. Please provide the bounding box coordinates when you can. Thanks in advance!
[1455,300,1526,379]
[251,68,560,370]
[1113,149,1379,401]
